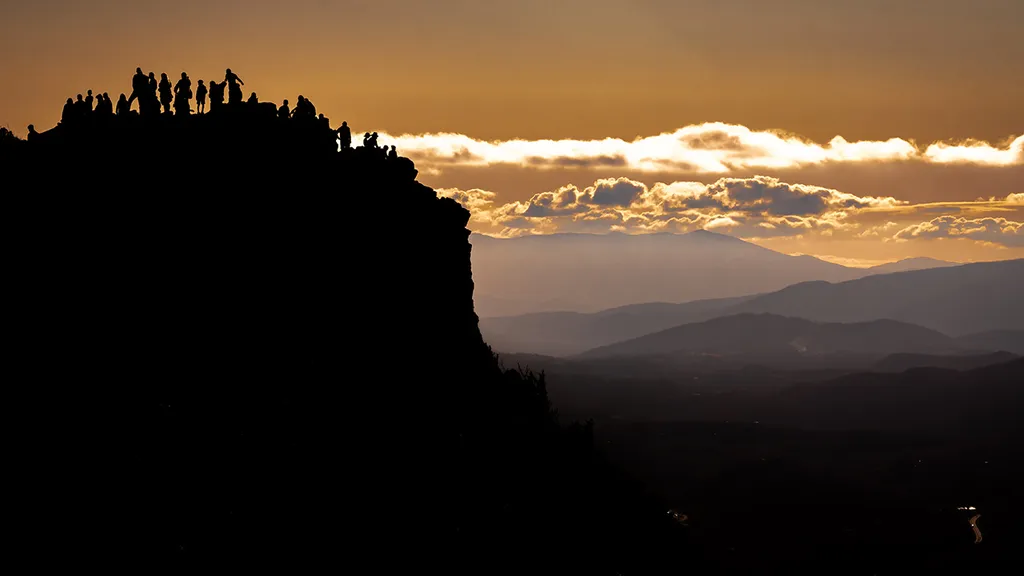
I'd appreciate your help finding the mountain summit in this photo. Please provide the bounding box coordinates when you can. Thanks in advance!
[4,91,682,573]
[470,230,857,316]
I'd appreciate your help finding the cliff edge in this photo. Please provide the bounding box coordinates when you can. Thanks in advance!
[4,111,682,573]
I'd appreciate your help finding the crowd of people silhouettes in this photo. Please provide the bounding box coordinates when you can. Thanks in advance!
[43,66,399,158]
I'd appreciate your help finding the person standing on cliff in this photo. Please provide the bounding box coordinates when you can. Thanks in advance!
[174,72,193,116]
[74,94,88,118]
[148,72,158,106]
[225,68,244,105]
[195,80,208,114]
[127,68,147,109]
[159,73,173,114]
[62,97,75,124]
[208,80,225,111]
[338,121,351,149]
[116,93,130,116]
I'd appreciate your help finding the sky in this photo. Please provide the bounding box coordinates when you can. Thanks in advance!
[2,0,1021,265]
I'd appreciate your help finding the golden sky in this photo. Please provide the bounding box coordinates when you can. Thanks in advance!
[2,0,1021,264]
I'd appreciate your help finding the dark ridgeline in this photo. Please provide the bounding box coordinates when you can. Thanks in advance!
[2,70,685,574]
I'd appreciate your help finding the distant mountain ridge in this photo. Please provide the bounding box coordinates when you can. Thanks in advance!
[725,258,1024,336]
[469,231,960,317]
[872,351,1019,373]
[862,257,955,274]
[472,230,856,317]
[482,259,1023,356]
[578,313,963,360]
[481,295,755,356]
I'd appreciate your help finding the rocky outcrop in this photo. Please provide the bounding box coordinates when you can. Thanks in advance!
[4,110,682,574]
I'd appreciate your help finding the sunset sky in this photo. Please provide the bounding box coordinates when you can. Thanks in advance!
[3,0,1021,265]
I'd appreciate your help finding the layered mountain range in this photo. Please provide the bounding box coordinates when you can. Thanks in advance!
[470,230,959,317]
[482,257,1024,357]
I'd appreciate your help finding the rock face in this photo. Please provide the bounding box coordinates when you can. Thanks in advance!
[4,111,681,573]
[6,112,493,565]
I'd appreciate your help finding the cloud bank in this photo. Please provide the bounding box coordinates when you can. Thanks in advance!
[380,123,1024,174]
[439,176,1023,248]
[893,216,1023,247]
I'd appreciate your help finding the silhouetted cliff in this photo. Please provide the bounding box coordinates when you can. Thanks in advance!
[5,112,681,573]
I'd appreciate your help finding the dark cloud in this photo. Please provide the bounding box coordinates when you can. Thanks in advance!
[588,178,646,207]
[915,205,963,215]
[526,155,629,168]
[705,177,831,215]
[405,146,484,164]
[521,185,587,217]
[665,176,898,216]
[417,147,1024,208]
[438,176,1022,248]
[893,216,1023,247]
[679,130,750,152]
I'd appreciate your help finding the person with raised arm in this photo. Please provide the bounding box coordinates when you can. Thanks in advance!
[225,68,244,105]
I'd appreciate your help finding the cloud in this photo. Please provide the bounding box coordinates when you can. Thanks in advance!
[440,175,894,239]
[438,177,1024,247]
[924,135,1024,166]
[893,216,1023,247]
[379,123,1023,175]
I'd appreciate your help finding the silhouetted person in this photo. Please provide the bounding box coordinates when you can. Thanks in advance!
[174,72,192,116]
[159,73,173,113]
[369,132,379,148]
[27,124,39,142]
[127,67,147,109]
[363,132,371,147]
[212,81,227,111]
[278,99,290,119]
[338,121,351,149]
[95,93,112,117]
[62,98,75,124]
[388,145,397,160]
[74,94,88,117]
[147,72,158,113]
[196,80,207,114]
[85,90,94,111]
[116,93,130,116]
[225,68,244,105]
[291,95,309,118]
[247,92,258,105]
[128,70,160,116]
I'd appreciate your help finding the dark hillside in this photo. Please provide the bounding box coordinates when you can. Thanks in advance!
[4,101,681,573]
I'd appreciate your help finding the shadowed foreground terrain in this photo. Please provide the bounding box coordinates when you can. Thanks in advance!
[4,111,684,574]
[500,350,1024,574]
